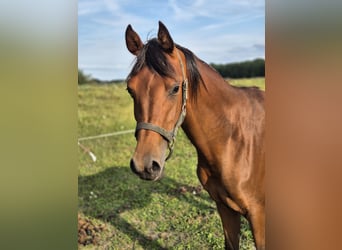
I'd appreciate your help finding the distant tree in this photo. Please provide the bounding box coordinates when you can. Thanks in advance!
[210,59,265,78]
[78,69,92,84]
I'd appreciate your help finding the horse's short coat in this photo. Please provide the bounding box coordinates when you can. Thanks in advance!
[125,21,265,250]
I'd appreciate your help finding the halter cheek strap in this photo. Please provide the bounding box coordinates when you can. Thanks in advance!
[135,49,188,161]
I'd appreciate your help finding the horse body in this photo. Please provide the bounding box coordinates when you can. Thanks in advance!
[182,60,265,249]
[125,21,265,250]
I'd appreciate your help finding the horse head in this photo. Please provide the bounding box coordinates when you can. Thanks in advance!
[125,21,187,181]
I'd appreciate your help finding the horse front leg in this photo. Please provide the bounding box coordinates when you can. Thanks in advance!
[248,204,265,250]
[216,202,241,250]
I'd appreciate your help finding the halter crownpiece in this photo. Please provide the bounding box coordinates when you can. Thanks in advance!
[135,49,188,161]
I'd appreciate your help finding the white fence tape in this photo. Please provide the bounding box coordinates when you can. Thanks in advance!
[78,129,135,162]
[78,129,135,141]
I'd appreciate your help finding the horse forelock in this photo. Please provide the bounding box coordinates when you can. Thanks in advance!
[127,39,204,100]
[127,39,175,80]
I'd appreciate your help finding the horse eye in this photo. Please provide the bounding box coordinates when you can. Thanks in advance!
[171,85,180,95]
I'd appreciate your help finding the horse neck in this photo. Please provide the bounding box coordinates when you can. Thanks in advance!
[181,60,240,159]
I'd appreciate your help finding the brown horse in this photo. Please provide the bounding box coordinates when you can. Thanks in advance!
[125,21,265,250]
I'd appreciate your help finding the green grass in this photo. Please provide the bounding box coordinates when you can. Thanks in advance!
[229,77,265,91]
[78,78,264,249]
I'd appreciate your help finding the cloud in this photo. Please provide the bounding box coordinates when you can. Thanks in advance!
[253,43,265,52]
[78,0,265,80]
[167,0,264,21]
[78,0,105,16]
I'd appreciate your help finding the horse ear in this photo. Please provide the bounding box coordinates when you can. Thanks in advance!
[125,24,143,55]
[157,21,174,53]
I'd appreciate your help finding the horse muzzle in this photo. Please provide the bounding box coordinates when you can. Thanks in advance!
[130,157,164,181]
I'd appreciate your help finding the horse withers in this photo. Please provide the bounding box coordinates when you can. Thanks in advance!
[125,21,265,250]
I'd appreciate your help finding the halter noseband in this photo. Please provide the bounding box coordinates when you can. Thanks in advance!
[135,49,188,161]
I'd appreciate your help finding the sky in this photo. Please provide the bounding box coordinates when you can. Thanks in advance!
[78,0,265,80]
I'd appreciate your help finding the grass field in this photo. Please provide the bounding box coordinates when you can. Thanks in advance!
[78,77,264,249]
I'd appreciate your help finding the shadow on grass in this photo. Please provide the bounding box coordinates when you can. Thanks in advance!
[78,166,214,249]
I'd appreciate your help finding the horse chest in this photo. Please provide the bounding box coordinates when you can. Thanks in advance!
[197,165,245,213]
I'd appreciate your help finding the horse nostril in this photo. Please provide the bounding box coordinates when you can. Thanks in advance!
[152,161,161,173]
[146,161,161,174]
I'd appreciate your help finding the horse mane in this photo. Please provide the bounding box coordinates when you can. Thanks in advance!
[127,38,204,100]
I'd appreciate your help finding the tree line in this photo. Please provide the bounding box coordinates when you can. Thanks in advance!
[78,58,264,84]
[78,69,123,85]
[210,58,264,78]
[78,69,92,84]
